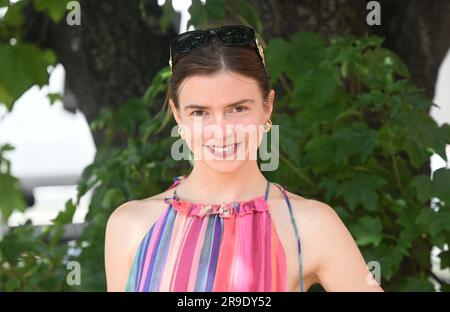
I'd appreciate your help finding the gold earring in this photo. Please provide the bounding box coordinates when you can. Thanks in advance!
[263,119,272,133]
[178,126,184,138]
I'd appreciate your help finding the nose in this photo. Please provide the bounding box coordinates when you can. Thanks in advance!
[204,113,234,145]
[215,113,228,134]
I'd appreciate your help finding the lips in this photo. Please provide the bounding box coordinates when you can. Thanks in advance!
[207,144,235,152]
[204,142,242,158]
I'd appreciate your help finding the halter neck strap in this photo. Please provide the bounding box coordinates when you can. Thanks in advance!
[264,179,270,201]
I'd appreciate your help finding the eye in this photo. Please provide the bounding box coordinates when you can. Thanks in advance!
[231,105,248,113]
[190,110,208,116]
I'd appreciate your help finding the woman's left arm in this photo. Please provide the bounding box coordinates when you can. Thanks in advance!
[296,199,384,292]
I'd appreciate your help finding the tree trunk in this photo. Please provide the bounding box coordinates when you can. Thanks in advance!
[251,0,450,99]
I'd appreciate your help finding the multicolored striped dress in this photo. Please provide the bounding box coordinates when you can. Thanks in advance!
[125,176,304,292]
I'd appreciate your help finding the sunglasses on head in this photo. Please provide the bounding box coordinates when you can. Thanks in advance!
[169,25,268,74]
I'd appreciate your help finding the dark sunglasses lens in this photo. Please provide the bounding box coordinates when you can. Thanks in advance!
[217,26,254,44]
[172,32,207,53]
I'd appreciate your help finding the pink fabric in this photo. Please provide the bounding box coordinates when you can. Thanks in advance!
[125,176,289,292]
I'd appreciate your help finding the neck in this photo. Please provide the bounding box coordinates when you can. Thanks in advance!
[178,160,268,203]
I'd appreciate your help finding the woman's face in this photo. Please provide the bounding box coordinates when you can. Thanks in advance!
[170,69,274,174]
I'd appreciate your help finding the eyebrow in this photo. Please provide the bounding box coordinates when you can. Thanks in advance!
[183,99,255,111]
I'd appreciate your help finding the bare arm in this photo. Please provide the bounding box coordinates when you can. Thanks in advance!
[294,198,384,292]
[104,200,140,292]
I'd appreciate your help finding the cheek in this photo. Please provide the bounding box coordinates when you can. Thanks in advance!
[182,114,265,147]
[222,117,264,143]
[238,118,262,142]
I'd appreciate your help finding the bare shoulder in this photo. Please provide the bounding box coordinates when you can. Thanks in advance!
[283,190,353,257]
[104,187,174,291]
[283,190,383,291]
[284,191,343,231]
[107,188,175,234]
[281,192,343,275]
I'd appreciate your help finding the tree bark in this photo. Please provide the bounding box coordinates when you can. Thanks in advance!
[251,0,450,99]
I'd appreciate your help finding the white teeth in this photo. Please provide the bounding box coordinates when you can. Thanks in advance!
[212,145,234,152]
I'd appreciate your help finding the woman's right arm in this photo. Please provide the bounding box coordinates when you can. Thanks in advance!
[104,200,140,292]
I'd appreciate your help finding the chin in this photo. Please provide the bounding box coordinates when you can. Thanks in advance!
[190,144,252,174]
[202,158,248,174]
[188,140,259,174]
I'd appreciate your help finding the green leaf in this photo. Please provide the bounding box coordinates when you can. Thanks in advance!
[288,32,326,77]
[384,49,411,79]
[142,66,172,105]
[366,48,410,79]
[0,43,56,110]
[336,173,386,211]
[349,216,383,246]
[116,98,150,134]
[377,247,406,280]
[397,276,435,292]
[298,94,346,123]
[292,67,340,108]
[415,209,450,238]
[0,223,36,265]
[266,37,290,83]
[304,135,335,173]
[34,0,71,23]
[0,143,15,154]
[187,0,226,29]
[205,0,226,21]
[233,0,263,34]
[2,0,27,29]
[409,174,433,203]
[403,114,446,168]
[47,92,62,104]
[333,122,377,164]
[318,177,338,201]
[159,0,176,33]
[52,199,76,225]
[337,174,386,211]
[354,90,385,112]
[187,0,206,28]
[101,189,125,209]
[0,172,27,221]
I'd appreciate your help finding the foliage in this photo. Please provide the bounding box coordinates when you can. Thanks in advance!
[1,0,450,292]
[0,144,26,221]
[0,0,65,110]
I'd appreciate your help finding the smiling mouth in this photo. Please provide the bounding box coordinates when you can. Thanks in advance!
[204,142,242,158]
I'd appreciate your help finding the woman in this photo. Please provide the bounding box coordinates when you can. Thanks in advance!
[104,24,384,292]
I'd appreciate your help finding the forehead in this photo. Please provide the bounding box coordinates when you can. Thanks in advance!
[178,70,262,107]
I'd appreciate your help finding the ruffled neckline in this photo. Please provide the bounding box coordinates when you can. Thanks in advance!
[163,176,269,218]
[164,195,269,218]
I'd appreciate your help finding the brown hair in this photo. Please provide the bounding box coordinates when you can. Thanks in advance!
[160,22,271,124]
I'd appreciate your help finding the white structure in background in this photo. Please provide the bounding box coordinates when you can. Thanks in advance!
[430,48,450,290]
[158,0,196,33]
[0,64,96,226]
